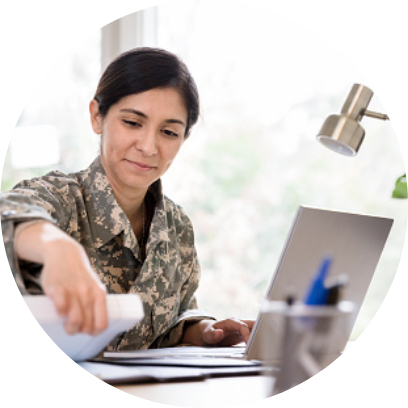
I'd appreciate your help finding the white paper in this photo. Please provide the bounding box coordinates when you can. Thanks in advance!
[24,294,144,361]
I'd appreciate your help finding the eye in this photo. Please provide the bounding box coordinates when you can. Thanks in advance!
[123,119,141,128]
[162,129,179,138]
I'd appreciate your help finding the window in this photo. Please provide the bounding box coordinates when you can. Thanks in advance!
[1,29,101,191]
[154,1,407,339]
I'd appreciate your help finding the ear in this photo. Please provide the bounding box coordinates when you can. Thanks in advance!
[89,99,103,135]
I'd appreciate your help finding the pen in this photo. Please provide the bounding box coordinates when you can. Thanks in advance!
[304,256,332,306]
[285,294,296,306]
[326,275,347,305]
[326,284,340,305]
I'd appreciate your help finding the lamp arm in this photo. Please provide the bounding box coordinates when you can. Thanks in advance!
[362,109,389,121]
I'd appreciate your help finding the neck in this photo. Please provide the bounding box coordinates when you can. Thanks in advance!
[115,187,146,223]
[102,167,147,226]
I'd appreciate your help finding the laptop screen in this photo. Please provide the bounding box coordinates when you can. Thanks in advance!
[246,206,393,360]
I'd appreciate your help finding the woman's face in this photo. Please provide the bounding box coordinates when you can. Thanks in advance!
[90,87,188,194]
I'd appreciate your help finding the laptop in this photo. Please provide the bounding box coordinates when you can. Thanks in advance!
[102,205,393,363]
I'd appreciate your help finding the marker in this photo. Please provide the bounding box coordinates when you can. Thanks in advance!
[326,275,347,305]
[285,294,296,306]
[304,256,332,305]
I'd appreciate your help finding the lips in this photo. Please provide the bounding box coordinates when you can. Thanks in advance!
[125,159,156,171]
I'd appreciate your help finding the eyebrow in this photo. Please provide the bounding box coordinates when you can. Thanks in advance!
[119,108,186,127]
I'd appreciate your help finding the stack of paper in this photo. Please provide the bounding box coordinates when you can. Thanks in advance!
[24,294,144,361]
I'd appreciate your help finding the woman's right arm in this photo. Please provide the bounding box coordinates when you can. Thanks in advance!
[1,175,108,335]
[14,220,108,335]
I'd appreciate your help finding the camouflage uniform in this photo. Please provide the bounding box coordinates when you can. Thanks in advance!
[1,156,215,350]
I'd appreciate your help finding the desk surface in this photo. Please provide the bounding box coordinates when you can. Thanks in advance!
[105,357,408,408]
[115,375,273,407]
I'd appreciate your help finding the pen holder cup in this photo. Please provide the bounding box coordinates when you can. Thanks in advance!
[259,300,354,397]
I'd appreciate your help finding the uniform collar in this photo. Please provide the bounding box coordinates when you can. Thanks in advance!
[79,156,170,251]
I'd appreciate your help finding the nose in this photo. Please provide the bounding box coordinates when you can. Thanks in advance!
[135,126,158,156]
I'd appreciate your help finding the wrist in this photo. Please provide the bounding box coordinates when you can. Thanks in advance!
[15,221,77,264]
[14,220,50,262]
[42,232,85,266]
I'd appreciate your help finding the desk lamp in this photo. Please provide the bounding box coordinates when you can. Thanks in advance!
[316,83,407,198]
[316,83,389,157]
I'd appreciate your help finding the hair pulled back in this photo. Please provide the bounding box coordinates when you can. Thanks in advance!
[94,47,200,137]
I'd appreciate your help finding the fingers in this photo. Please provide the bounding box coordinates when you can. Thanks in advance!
[46,286,85,334]
[42,242,108,336]
[241,319,255,329]
[46,283,107,335]
[213,318,252,343]
[65,296,83,334]
[202,318,255,346]
[78,286,97,335]
[93,288,108,335]
[49,286,69,317]
[202,327,225,345]
[70,289,107,335]
[72,286,108,335]
[67,289,108,335]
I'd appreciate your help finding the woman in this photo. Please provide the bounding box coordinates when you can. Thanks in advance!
[1,47,253,350]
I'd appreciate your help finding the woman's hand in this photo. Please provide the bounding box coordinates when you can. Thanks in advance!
[15,221,108,335]
[182,318,255,347]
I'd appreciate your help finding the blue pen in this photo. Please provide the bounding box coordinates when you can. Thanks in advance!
[304,256,332,305]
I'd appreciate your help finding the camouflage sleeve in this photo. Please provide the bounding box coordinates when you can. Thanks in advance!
[151,243,216,348]
[0,175,74,294]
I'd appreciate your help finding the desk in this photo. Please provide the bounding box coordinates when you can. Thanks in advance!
[0,357,408,408]
[0,355,408,408]
[115,375,273,407]
[101,357,408,408]
[78,358,274,407]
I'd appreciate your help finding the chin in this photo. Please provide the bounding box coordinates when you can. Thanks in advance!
[125,176,156,191]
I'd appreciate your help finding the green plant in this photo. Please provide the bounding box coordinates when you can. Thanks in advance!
[392,174,407,199]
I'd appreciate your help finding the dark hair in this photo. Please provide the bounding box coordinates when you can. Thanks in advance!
[94,47,199,137]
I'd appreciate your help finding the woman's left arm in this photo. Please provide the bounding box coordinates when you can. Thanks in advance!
[152,204,255,348]
[149,245,217,348]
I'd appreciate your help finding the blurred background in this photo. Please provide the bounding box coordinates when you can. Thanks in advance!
[2,0,406,339]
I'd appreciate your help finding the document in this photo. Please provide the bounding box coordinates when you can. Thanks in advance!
[103,346,246,359]
[99,346,262,368]
[94,356,260,368]
[79,361,267,384]
[24,294,144,361]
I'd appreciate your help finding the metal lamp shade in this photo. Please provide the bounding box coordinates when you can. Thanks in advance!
[316,84,373,157]
[317,114,365,157]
